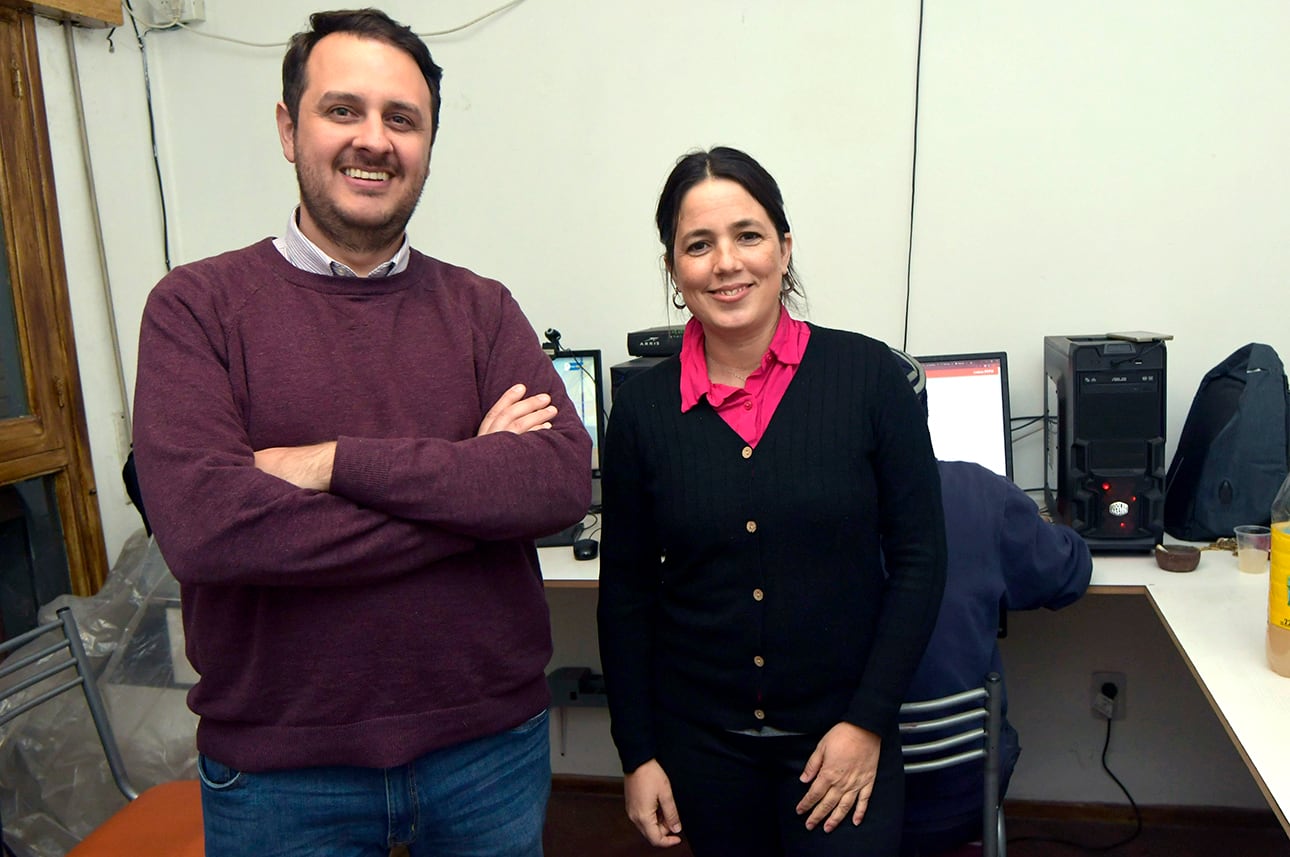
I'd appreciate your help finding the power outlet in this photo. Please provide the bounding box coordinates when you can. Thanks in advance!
[1090,671,1127,721]
[144,0,206,26]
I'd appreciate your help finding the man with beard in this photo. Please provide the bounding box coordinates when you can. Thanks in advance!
[131,10,590,856]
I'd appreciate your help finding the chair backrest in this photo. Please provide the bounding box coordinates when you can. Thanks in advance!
[899,672,1004,857]
[0,607,139,801]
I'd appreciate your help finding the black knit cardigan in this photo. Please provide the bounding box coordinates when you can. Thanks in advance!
[597,324,947,773]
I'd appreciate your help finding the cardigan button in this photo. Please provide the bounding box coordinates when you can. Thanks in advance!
[754,655,765,667]
[752,588,764,601]
[746,520,757,533]
[754,709,766,720]
[741,446,753,459]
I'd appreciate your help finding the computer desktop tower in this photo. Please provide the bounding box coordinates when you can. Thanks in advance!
[610,356,668,404]
[1044,335,1167,551]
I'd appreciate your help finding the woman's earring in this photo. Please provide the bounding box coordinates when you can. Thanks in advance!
[672,289,687,310]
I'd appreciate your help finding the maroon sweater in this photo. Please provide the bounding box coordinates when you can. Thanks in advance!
[133,239,591,771]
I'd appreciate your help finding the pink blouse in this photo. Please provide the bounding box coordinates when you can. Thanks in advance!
[679,308,811,447]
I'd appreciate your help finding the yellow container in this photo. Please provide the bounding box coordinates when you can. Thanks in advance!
[1269,523,1290,677]
[1272,522,1290,548]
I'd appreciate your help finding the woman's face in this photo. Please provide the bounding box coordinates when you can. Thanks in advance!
[669,178,792,342]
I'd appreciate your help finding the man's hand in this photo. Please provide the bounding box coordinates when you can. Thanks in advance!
[477,384,557,436]
[623,759,684,847]
[254,441,337,492]
[796,722,881,833]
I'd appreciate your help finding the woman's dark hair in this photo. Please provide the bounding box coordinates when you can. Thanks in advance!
[654,146,804,305]
[282,8,443,134]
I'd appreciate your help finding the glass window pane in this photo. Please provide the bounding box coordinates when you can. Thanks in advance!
[0,206,30,419]
[0,476,70,642]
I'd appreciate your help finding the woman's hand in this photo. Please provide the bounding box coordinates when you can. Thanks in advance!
[796,722,881,833]
[623,758,684,847]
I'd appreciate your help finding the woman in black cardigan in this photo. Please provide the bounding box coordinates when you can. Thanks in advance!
[597,147,947,857]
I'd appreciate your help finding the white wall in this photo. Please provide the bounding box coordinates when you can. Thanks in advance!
[31,0,1290,809]
[909,0,1290,491]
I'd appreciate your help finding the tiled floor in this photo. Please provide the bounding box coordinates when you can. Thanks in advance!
[543,790,1290,857]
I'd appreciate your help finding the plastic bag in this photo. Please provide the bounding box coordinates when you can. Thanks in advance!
[0,529,198,856]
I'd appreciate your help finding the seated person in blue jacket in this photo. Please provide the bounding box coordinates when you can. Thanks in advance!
[888,348,1093,857]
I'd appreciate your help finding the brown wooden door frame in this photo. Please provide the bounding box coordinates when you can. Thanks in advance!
[0,7,108,595]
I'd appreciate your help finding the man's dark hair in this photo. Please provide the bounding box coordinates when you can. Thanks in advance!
[282,8,443,133]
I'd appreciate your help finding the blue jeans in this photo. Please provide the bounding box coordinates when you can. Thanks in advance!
[198,710,550,857]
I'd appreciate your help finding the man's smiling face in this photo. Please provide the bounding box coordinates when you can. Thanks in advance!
[276,32,435,267]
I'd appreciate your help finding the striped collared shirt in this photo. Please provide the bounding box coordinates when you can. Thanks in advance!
[272,207,411,278]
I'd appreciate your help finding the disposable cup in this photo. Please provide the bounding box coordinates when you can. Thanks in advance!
[1235,524,1271,573]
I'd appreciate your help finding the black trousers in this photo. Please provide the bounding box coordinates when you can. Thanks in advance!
[654,710,905,857]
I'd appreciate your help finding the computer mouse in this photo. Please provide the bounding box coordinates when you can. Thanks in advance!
[572,538,599,561]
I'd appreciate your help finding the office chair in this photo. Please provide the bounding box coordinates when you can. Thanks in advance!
[899,672,1005,857]
[0,607,202,856]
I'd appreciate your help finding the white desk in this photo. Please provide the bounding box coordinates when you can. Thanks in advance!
[1088,549,1289,835]
[538,544,601,588]
[538,544,1290,835]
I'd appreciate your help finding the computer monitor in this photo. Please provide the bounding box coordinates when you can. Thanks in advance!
[915,352,1013,481]
[550,348,606,478]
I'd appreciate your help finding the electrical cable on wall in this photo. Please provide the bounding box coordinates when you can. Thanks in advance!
[1009,415,1045,446]
[1006,702,1144,853]
[116,0,174,272]
[901,0,925,352]
[120,0,529,46]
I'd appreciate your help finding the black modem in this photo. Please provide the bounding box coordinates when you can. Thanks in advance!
[627,325,685,357]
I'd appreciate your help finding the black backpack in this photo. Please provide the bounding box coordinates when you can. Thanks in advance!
[1164,343,1290,540]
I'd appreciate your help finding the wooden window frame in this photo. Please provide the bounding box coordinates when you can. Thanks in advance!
[0,7,108,594]
[0,0,120,29]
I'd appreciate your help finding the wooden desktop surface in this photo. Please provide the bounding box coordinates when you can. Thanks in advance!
[538,542,1290,835]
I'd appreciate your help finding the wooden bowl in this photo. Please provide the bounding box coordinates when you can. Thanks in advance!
[1154,544,1201,572]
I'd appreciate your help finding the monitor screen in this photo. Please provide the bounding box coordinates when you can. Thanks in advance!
[915,352,1013,481]
[550,348,606,477]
